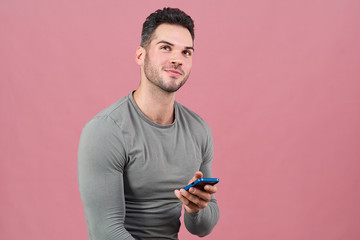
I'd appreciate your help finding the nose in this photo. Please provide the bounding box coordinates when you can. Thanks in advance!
[169,52,182,66]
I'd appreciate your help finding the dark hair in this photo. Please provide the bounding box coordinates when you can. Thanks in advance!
[141,7,195,48]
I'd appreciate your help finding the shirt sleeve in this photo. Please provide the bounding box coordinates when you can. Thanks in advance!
[184,124,220,237]
[78,116,135,240]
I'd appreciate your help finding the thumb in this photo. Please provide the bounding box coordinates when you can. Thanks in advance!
[194,171,203,179]
[187,171,204,184]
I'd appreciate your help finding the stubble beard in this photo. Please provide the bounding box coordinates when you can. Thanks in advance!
[143,54,190,93]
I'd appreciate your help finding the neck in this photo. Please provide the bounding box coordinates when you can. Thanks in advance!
[133,84,176,125]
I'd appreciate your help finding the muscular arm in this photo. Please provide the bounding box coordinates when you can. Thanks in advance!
[183,125,220,237]
[78,117,135,240]
[184,198,219,237]
[183,167,220,236]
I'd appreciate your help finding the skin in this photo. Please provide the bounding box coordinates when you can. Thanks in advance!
[133,23,217,214]
[134,23,193,125]
[174,171,217,214]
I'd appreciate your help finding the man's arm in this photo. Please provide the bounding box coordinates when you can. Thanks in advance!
[78,116,135,240]
[174,125,220,237]
[175,171,219,237]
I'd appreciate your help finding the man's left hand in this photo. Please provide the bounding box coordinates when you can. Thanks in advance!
[174,171,217,213]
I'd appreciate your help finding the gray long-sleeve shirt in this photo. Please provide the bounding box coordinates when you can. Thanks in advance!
[78,92,219,239]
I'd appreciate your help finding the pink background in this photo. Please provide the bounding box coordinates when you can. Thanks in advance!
[1,0,360,239]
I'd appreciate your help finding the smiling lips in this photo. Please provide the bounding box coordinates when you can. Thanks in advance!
[164,68,183,77]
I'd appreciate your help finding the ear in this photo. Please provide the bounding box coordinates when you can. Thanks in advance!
[135,46,145,66]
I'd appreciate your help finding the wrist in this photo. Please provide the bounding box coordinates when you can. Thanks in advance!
[185,206,200,214]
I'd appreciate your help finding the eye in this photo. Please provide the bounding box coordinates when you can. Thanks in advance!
[183,50,192,56]
[161,45,171,51]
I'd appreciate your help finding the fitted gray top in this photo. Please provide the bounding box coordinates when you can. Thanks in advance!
[78,92,219,239]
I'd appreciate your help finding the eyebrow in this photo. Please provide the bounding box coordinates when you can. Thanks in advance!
[156,40,195,52]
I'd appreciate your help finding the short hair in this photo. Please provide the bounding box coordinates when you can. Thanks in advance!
[141,7,195,48]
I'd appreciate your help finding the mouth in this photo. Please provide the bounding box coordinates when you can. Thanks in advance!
[164,68,183,77]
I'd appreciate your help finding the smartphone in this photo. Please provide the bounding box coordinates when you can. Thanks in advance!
[184,178,219,191]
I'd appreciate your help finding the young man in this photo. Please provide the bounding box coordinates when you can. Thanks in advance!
[78,8,219,239]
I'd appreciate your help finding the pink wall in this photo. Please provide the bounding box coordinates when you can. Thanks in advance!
[1,0,360,239]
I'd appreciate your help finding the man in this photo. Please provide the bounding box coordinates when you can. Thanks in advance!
[78,8,219,239]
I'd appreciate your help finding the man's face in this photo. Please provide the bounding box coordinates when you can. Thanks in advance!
[142,24,194,93]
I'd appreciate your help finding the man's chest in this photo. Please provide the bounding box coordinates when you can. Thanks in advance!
[122,127,204,199]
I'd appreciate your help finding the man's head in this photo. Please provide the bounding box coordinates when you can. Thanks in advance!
[135,8,195,93]
[141,8,194,49]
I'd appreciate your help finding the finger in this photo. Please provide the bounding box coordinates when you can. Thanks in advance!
[204,184,217,194]
[175,190,201,212]
[180,189,208,209]
[187,171,203,184]
[194,171,203,179]
[188,187,212,202]
[174,190,190,205]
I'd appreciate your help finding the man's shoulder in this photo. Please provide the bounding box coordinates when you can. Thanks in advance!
[95,94,131,119]
[84,93,133,130]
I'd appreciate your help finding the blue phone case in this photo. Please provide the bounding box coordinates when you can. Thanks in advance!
[184,178,219,191]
